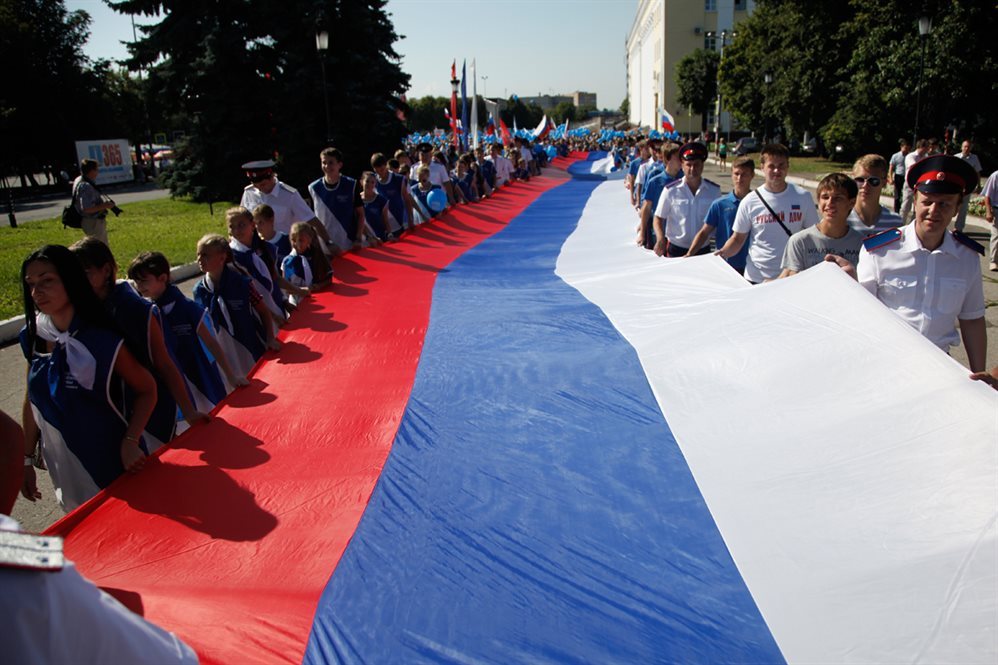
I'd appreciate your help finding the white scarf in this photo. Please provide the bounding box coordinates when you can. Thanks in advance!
[34,314,96,391]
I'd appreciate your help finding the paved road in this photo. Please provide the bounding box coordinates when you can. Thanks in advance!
[3,182,171,224]
[5,161,996,532]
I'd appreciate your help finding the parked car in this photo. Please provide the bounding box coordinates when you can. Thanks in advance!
[734,136,760,156]
[801,137,819,155]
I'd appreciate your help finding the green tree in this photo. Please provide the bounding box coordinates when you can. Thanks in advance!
[111,0,409,201]
[0,0,94,183]
[825,0,997,163]
[551,101,577,124]
[407,96,450,133]
[719,1,854,143]
[675,48,719,133]
[619,97,629,117]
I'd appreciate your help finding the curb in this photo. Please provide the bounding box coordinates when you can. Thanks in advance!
[0,261,202,346]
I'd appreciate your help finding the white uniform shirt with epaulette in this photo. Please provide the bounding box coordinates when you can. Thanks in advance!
[653,177,722,249]
[857,222,985,350]
[240,179,315,235]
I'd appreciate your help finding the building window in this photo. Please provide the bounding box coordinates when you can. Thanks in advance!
[734,0,746,9]
[704,33,717,51]
[705,0,717,11]
[706,108,717,128]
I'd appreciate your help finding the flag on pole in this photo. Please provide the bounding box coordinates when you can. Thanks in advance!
[499,117,511,147]
[484,114,496,136]
[471,60,479,151]
[661,108,676,133]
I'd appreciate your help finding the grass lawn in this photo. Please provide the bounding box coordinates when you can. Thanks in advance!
[734,152,854,177]
[0,198,232,321]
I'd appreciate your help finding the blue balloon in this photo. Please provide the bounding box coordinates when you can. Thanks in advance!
[427,189,447,212]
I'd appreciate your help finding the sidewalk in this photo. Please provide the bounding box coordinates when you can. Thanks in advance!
[2,181,170,225]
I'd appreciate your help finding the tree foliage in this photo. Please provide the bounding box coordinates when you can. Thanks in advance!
[110,0,410,202]
[720,0,997,164]
[1,1,119,180]
[675,48,719,132]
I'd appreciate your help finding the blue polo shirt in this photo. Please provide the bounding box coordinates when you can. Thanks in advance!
[642,169,680,208]
[704,192,750,271]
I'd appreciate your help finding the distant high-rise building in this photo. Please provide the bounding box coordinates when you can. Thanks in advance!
[626,0,754,134]
[521,91,598,111]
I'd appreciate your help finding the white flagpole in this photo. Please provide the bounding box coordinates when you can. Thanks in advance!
[471,60,479,150]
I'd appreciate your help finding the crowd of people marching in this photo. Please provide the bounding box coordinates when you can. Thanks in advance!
[617,134,997,392]
[13,136,560,516]
[8,127,998,521]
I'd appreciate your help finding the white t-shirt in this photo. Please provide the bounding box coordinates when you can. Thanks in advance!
[732,184,818,282]
[425,161,450,187]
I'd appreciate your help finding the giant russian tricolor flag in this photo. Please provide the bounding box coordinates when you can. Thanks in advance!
[47,159,997,664]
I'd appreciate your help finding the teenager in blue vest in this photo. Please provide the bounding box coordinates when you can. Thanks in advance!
[20,245,157,511]
[227,206,307,320]
[453,158,478,203]
[192,234,280,380]
[309,147,365,253]
[409,165,444,223]
[283,222,333,307]
[371,152,415,234]
[128,252,248,412]
[70,238,210,451]
[252,203,292,266]
[359,172,394,243]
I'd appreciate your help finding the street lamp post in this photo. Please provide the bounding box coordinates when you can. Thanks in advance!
[713,29,734,147]
[912,14,932,145]
[482,75,488,98]
[315,28,333,145]
[764,71,773,143]
[450,72,461,151]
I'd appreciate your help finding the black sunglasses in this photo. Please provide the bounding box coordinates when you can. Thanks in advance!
[854,176,881,187]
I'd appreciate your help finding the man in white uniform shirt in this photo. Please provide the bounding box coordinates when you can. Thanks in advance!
[716,143,819,282]
[850,155,986,371]
[652,142,721,258]
[239,160,328,245]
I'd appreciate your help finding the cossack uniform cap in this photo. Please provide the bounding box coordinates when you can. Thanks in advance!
[906,155,979,196]
[679,142,708,162]
[242,159,275,183]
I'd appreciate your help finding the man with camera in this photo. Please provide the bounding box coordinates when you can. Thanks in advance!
[72,159,121,246]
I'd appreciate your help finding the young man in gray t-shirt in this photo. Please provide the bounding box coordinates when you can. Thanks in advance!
[780,173,864,277]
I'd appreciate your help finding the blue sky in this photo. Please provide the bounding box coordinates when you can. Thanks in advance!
[68,0,635,110]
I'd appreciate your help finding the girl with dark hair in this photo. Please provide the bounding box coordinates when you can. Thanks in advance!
[20,245,156,511]
[69,237,210,451]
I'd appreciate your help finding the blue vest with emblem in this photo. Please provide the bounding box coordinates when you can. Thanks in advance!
[107,281,178,444]
[374,172,408,229]
[156,284,227,407]
[21,321,128,490]
[193,265,266,362]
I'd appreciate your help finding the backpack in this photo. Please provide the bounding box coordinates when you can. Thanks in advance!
[62,181,83,229]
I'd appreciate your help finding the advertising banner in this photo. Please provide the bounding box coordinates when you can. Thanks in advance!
[74,139,133,184]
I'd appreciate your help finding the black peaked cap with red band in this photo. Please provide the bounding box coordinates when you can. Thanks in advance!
[679,142,708,162]
[907,155,979,196]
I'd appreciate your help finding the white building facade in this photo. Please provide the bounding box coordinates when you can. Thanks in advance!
[626,0,755,135]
